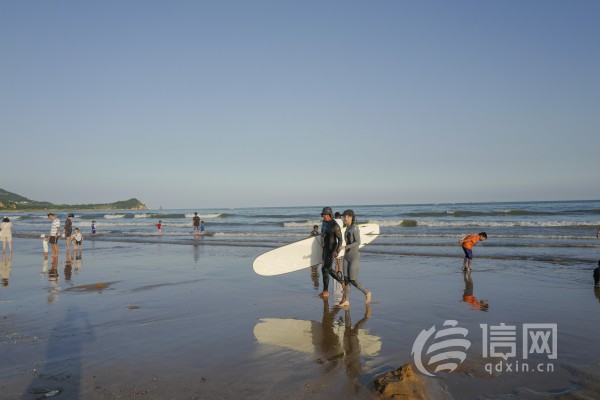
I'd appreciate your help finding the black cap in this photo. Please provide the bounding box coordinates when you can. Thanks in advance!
[342,209,355,217]
[68,213,74,217]
[321,207,333,216]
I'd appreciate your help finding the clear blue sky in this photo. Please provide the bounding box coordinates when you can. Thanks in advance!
[1,1,598,209]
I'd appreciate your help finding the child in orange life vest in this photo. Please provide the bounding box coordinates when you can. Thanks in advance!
[460,232,487,270]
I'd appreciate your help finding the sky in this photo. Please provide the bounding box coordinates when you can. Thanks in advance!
[1,1,599,209]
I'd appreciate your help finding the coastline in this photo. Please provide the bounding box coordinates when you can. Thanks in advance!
[1,235,599,399]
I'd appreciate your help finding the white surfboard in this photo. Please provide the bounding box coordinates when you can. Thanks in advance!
[253,223,379,276]
[254,318,381,357]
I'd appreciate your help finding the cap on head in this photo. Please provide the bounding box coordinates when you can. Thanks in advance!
[342,209,355,218]
[321,207,333,216]
[68,213,74,218]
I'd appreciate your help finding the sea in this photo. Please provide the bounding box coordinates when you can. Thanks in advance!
[6,200,600,266]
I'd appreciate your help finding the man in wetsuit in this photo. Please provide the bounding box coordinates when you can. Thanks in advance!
[317,207,344,299]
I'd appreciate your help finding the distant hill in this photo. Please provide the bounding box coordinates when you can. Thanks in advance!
[0,188,148,211]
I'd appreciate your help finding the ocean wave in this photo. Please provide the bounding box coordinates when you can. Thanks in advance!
[404,209,600,217]
[183,213,225,219]
[368,219,600,228]
[104,214,126,219]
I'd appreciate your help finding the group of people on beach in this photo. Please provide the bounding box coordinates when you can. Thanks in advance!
[316,207,371,309]
[44,213,84,259]
[155,212,205,237]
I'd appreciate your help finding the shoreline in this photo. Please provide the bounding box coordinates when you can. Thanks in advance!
[1,237,599,399]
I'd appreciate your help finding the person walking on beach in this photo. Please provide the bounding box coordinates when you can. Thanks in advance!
[317,207,344,299]
[460,232,487,270]
[157,220,162,234]
[48,213,60,258]
[338,210,371,307]
[0,217,13,255]
[193,212,201,237]
[64,213,75,251]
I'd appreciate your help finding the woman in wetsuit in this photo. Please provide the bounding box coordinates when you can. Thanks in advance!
[338,209,371,307]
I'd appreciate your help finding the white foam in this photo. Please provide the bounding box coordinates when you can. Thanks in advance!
[104,214,125,219]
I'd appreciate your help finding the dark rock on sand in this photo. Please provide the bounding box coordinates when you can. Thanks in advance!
[374,364,453,400]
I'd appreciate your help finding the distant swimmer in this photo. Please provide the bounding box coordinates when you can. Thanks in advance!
[317,207,344,299]
[460,232,487,270]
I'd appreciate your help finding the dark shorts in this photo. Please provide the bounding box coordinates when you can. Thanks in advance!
[49,236,59,245]
[462,247,473,259]
[65,230,72,237]
[75,240,82,245]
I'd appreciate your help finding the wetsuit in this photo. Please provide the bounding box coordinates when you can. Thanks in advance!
[342,225,368,297]
[321,219,344,292]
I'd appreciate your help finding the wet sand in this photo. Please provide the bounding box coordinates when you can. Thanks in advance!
[1,237,600,399]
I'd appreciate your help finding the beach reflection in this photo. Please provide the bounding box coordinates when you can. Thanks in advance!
[254,301,379,376]
[64,250,73,281]
[48,257,60,303]
[462,270,489,311]
[74,249,83,272]
[0,253,12,287]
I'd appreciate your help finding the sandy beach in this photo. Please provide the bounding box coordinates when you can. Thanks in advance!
[1,230,599,400]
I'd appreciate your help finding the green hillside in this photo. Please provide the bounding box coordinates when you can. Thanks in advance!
[0,188,147,211]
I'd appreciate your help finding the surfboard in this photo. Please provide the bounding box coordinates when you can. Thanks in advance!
[252,223,379,276]
[253,318,381,357]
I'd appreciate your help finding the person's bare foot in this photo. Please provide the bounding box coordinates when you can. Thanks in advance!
[365,292,371,304]
[317,291,329,299]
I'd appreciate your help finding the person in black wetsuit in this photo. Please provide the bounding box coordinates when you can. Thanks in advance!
[317,207,344,299]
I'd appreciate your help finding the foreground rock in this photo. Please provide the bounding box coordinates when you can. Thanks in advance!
[373,364,453,400]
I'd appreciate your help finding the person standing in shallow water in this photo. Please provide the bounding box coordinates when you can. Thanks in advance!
[48,213,60,258]
[64,213,75,251]
[338,209,371,307]
[460,232,487,270]
[0,217,13,255]
[192,212,201,238]
[317,207,344,299]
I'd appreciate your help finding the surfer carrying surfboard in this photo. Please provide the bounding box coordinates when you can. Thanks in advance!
[338,209,371,307]
[317,207,345,299]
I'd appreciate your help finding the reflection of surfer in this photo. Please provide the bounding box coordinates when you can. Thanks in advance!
[342,304,371,378]
[462,270,489,311]
[314,298,344,368]
[317,207,344,299]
